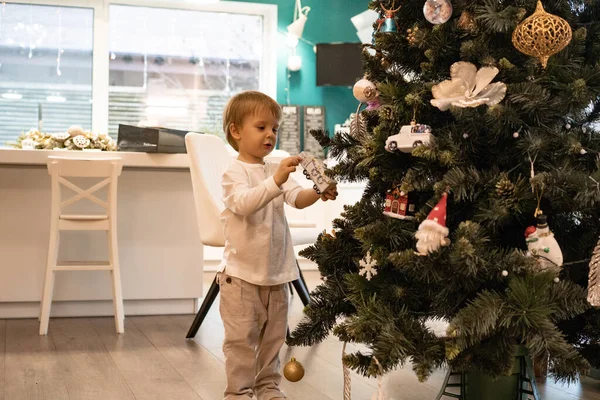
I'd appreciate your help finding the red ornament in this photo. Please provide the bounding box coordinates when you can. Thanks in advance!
[424,192,448,227]
[383,188,416,220]
[525,225,537,238]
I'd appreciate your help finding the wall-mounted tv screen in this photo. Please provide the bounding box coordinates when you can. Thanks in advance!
[316,42,363,87]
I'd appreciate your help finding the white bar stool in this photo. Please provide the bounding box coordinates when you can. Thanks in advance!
[39,156,124,335]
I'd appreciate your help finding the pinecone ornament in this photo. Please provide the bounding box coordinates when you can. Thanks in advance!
[379,105,395,121]
[496,176,516,206]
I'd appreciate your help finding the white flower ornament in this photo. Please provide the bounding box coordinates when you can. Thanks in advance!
[431,62,507,111]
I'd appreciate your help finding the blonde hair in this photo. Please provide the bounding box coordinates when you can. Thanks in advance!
[222,91,282,151]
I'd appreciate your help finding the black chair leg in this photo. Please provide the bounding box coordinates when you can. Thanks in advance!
[292,261,311,307]
[186,275,220,338]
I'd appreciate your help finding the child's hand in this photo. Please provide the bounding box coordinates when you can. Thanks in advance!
[274,155,302,187]
[320,185,338,202]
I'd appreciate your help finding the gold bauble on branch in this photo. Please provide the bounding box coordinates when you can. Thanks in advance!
[512,0,572,68]
[283,357,305,382]
[457,10,477,33]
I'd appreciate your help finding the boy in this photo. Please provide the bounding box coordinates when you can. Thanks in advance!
[219,91,337,400]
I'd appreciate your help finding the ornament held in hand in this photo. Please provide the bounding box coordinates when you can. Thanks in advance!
[431,62,507,111]
[423,0,453,25]
[415,192,450,255]
[284,357,305,382]
[525,213,563,272]
[299,152,337,196]
[353,78,378,103]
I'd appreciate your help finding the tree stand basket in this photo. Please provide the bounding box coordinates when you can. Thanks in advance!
[436,348,541,400]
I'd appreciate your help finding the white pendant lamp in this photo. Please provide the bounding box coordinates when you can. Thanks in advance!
[287,0,310,39]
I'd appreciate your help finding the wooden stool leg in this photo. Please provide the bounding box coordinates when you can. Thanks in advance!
[108,228,124,334]
[39,229,59,336]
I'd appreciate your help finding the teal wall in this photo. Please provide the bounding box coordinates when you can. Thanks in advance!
[236,0,368,137]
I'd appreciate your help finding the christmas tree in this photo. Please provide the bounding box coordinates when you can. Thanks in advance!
[288,0,600,384]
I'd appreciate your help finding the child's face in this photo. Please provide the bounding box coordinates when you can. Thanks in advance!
[232,110,279,163]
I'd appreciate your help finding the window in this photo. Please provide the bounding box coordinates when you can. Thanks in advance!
[108,5,264,138]
[0,3,93,145]
[0,1,276,145]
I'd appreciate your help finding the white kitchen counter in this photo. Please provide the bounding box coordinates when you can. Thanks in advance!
[0,148,207,319]
[0,147,291,169]
[0,147,362,319]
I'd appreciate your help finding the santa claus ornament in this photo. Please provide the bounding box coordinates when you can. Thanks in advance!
[525,213,563,273]
[415,192,450,255]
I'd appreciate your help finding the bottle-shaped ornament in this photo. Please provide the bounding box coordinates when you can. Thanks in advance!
[525,213,563,273]
[377,1,401,33]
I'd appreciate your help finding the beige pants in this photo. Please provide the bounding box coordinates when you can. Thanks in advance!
[219,271,289,400]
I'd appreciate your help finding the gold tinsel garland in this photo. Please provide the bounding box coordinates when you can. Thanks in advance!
[588,237,600,307]
[512,0,572,68]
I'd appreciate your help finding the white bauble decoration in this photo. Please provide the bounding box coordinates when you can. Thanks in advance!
[67,125,85,138]
[20,138,37,150]
[287,55,302,72]
[423,0,453,25]
[353,78,378,103]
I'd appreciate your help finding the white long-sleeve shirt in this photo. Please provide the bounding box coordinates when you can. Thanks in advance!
[219,159,303,285]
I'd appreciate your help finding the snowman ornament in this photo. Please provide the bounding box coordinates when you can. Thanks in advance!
[525,213,563,273]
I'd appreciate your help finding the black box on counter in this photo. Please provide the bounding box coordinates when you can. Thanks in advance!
[117,124,198,153]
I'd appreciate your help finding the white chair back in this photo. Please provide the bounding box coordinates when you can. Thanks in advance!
[185,133,231,247]
[46,157,123,219]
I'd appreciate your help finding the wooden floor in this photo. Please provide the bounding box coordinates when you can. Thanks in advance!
[1,271,599,400]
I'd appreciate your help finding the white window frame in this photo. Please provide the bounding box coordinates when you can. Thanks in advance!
[5,0,278,134]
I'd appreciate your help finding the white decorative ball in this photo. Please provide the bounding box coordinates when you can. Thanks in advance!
[501,270,509,277]
[513,132,519,138]
[67,125,85,138]
[353,78,377,103]
[565,123,571,130]
[554,277,560,283]
[463,133,469,139]
[580,149,587,155]
[20,138,37,150]
[287,55,302,72]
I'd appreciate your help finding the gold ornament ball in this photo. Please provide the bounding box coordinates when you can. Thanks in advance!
[284,357,305,382]
[512,0,572,68]
[457,11,477,33]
